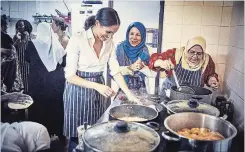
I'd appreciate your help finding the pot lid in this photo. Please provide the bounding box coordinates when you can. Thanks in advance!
[166,99,220,116]
[83,121,160,152]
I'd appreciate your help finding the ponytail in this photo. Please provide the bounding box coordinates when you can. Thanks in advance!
[84,16,96,30]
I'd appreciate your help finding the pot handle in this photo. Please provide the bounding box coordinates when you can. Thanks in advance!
[220,114,228,120]
[146,122,160,131]
[161,131,180,142]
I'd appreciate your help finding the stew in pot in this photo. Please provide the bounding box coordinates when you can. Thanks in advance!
[177,128,225,140]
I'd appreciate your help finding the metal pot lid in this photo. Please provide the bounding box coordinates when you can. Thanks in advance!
[166,99,220,116]
[83,121,160,152]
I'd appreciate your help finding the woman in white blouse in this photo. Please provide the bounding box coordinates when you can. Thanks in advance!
[63,7,140,151]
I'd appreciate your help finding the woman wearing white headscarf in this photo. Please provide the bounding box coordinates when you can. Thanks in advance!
[25,22,67,148]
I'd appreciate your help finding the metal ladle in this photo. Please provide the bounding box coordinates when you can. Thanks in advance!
[172,70,195,94]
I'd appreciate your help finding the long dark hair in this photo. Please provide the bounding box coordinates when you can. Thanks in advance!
[53,16,68,31]
[84,7,120,30]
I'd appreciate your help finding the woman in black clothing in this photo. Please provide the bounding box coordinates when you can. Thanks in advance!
[26,22,66,148]
[13,20,32,93]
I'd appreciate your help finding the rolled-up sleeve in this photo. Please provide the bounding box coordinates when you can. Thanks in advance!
[65,36,80,78]
[108,41,120,76]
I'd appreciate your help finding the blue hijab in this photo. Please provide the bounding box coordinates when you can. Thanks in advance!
[122,22,150,63]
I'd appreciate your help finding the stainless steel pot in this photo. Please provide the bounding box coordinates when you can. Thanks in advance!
[162,112,237,152]
[82,121,160,152]
[170,86,213,104]
[162,98,221,117]
[109,104,159,123]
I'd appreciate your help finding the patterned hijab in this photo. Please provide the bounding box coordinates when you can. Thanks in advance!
[182,36,208,71]
[122,22,150,63]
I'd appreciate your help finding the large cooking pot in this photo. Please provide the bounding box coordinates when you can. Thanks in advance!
[109,104,158,123]
[162,112,237,152]
[170,86,213,104]
[162,98,221,117]
[82,121,160,152]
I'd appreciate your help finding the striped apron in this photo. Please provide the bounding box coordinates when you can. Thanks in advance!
[15,40,29,93]
[161,58,202,92]
[63,71,106,137]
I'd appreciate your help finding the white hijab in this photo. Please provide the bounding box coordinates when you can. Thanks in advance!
[33,22,66,72]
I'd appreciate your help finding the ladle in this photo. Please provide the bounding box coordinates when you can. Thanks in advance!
[172,70,195,94]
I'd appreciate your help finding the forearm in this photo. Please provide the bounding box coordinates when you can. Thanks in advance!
[112,73,132,96]
[119,66,133,75]
[66,75,99,89]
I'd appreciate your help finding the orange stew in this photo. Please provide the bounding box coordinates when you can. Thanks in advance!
[177,128,225,140]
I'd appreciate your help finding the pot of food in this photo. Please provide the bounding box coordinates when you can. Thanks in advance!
[162,98,221,117]
[109,104,158,123]
[82,120,161,152]
[170,86,213,104]
[162,112,237,152]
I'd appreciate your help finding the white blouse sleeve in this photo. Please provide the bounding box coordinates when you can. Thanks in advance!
[108,41,120,76]
[64,36,80,78]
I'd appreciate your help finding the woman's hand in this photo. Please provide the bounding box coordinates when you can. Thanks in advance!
[126,93,142,105]
[154,59,174,71]
[95,84,116,98]
[129,58,144,71]
[208,77,219,91]
[16,32,22,40]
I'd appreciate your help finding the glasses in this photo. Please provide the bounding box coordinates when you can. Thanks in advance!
[188,50,203,57]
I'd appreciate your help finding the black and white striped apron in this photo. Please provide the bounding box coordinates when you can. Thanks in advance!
[63,71,106,137]
[161,58,202,91]
[15,41,29,93]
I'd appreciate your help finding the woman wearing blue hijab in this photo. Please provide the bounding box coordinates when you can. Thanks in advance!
[116,22,151,90]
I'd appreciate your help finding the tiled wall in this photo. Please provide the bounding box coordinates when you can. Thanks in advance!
[224,1,244,132]
[162,1,233,91]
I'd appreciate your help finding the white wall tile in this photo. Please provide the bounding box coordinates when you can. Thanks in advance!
[204,1,223,7]
[232,47,244,73]
[217,45,228,64]
[202,6,222,26]
[231,2,244,26]
[183,6,202,25]
[1,1,10,11]
[230,26,244,49]
[10,2,18,12]
[184,1,203,6]
[216,63,225,86]
[221,7,232,26]
[164,6,184,25]
[162,42,180,51]
[201,26,220,45]
[232,92,244,126]
[18,2,28,12]
[236,26,244,49]
[180,25,201,46]
[206,45,218,63]
[27,1,36,12]
[165,1,184,6]
[224,1,233,7]
[163,24,182,43]
[219,27,230,45]
[237,71,244,99]
[10,11,19,18]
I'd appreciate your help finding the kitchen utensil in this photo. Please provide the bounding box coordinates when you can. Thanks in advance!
[170,85,213,104]
[82,121,160,152]
[162,112,237,152]
[172,70,195,94]
[109,104,158,123]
